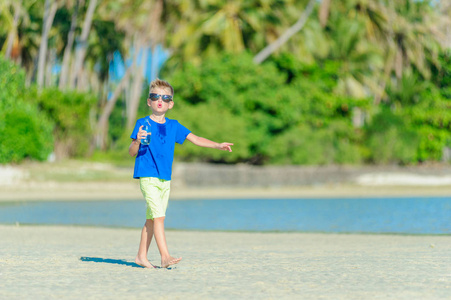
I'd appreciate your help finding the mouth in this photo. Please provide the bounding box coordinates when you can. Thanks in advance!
[158,103,163,108]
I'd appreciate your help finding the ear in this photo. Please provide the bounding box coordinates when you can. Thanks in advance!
[147,98,151,107]
[168,101,174,110]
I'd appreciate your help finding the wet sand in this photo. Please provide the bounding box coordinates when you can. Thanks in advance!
[1,224,450,299]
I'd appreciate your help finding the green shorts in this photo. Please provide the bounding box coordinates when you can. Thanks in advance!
[139,177,171,220]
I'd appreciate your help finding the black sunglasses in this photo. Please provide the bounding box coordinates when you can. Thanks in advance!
[149,93,173,102]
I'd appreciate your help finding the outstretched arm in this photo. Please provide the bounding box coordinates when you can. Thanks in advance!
[186,133,233,152]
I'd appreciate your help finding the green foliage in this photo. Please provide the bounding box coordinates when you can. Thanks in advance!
[0,57,54,164]
[164,52,367,165]
[385,71,451,162]
[0,102,54,164]
[416,126,449,162]
[364,108,419,164]
[0,58,26,110]
[409,89,451,161]
[167,52,289,164]
[108,97,128,144]
[268,120,362,165]
[171,102,250,163]
[31,88,96,158]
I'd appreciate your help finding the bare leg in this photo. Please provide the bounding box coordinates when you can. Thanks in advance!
[153,216,182,268]
[135,219,155,268]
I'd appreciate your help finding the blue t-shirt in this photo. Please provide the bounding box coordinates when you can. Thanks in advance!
[130,116,191,180]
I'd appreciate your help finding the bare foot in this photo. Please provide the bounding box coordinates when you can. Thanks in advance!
[161,256,182,268]
[135,256,155,268]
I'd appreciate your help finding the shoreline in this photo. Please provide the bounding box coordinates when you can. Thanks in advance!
[1,182,451,202]
[1,161,450,202]
[3,223,450,236]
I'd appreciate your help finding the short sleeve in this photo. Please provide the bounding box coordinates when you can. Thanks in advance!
[175,121,191,144]
[130,119,142,140]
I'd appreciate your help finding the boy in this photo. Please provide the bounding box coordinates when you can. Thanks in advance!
[129,78,233,268]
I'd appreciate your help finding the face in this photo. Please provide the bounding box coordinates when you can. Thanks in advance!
[147,87,174,114]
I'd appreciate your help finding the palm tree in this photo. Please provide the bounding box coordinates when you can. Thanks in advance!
[385,0,442,80]
[2,0,23,59]
[327,15,384,98]
[310,0,443,103]
[94,0,165,148]
[165,0,301,64]
[58,0,80,90]
[437,0,451,50]
[0,0,14,41]
[37,0,58,89]
[254,0,316,64]
[69,0,98,90]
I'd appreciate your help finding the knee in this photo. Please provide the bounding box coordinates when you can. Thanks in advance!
[154,216,165,223]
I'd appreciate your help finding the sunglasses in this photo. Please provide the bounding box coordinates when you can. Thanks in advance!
[149,93,173,102]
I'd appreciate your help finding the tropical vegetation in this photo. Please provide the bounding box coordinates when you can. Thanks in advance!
[0,0,450,165]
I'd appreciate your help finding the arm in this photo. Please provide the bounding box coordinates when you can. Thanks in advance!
[129,125,146,156]
[186,133,233,152]
[129,139,140,156]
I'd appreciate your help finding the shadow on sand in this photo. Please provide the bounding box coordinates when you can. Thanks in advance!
[80,256,144,268]
[80,257,173,269]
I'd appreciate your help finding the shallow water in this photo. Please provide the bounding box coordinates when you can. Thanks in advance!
[0,197,450,234]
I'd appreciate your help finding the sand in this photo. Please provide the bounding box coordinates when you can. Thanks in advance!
[1,181,451,202]
[1,224,450,299]
[1,161,451,201]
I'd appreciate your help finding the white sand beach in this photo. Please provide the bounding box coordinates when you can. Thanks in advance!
[1,162,450,299]
[1,224,450,299]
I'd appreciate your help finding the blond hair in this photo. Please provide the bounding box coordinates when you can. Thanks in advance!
[148,78,174,95]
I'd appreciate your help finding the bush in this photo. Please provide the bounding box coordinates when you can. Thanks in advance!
[0,58,26,110]
[163,52,367,165]
[31,88,96,158]
[0,103,54,163]
[166,52,288,164]
[268,121,362,165]
[0,58,54,164]
[364,108,419,164]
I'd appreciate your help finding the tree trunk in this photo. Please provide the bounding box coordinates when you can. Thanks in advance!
[253,0,316,64]
[70,0,97,89]
[150,46,158,81]
[126,37,148,129]
[124,0,162,129]
[4,1,21,59]
[395,47,403,80]
[37,0,58,89]
[319,0,331,28]
[124,35,139,127]
[59,0,80,90]
[96,66,133,150]
[45,48,57,87]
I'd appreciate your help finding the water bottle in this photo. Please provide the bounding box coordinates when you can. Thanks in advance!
[141,124,151,145]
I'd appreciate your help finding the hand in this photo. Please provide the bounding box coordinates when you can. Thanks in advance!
[217,142,233,152]
[137,125,148,140]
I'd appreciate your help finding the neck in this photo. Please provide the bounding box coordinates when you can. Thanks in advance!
[150,114,165,123]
